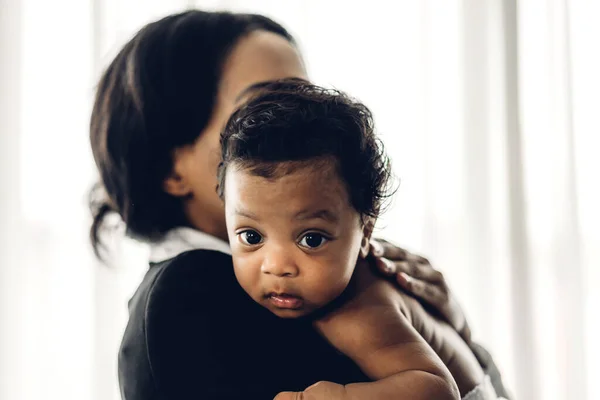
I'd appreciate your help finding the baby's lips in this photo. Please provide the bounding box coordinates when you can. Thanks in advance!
[267,292,304,309]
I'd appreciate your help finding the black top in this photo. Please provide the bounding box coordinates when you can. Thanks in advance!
[118,249,368,400]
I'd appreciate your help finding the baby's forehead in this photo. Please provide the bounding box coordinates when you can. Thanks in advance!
[246,159,348,193]
[232,160,352,204]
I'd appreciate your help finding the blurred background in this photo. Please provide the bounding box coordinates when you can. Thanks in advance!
[0,0,598,399]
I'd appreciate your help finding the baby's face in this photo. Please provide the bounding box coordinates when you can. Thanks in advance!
[224,162,370,318]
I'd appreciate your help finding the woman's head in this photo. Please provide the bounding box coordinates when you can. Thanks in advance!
[90,10,306,255]
[218,79,393,317]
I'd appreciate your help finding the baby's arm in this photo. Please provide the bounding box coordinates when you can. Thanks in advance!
[325,303,458,399]
[309,280,460,400]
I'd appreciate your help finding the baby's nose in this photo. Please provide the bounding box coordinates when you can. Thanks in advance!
[260,248,299,277]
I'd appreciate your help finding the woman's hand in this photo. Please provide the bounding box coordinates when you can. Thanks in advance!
[370,238,472,343]
[274,381,347,400]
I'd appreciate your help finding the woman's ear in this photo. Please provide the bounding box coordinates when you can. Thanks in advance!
[163,149,193,197]
[359,218,375,259]
[163,171,192,197]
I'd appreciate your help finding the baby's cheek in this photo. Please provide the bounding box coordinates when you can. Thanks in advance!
[233,255,261,296]
[312,267,352,305]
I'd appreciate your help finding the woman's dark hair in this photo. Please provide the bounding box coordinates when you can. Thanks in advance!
[218,78,394,223]
[89,10,294,257]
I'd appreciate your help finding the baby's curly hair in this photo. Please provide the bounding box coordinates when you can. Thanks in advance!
[218,78,394,223]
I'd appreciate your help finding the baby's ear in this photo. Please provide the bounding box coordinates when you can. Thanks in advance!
[359,218,375,259]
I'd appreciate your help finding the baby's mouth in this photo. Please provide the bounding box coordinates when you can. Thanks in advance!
[265,292,304,310]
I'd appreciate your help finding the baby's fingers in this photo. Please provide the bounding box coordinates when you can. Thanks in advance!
[274,381,347,400]
[273,392,303,400]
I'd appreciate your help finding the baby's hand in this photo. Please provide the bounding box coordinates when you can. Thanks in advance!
[273,381,346,400]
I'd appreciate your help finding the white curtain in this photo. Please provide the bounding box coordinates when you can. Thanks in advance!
[1,1,598,399]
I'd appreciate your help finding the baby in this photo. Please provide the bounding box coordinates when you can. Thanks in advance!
[217,79,459,400]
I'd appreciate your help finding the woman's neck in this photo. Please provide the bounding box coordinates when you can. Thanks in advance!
[183,198,229,242]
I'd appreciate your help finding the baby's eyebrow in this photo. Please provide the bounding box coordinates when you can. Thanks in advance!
[294,209,339,223]
[235,207,260,221]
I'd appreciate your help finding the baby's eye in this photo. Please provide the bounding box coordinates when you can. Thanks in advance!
[238,230,263,246]
[298,233,328,249]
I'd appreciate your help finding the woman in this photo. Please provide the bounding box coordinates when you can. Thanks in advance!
[90,10,510,400]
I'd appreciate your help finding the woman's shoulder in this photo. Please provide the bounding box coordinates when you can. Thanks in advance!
[118,249,252,398]
[152,249,233,290]
[127,249,238,330]
[127,249,234,311]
